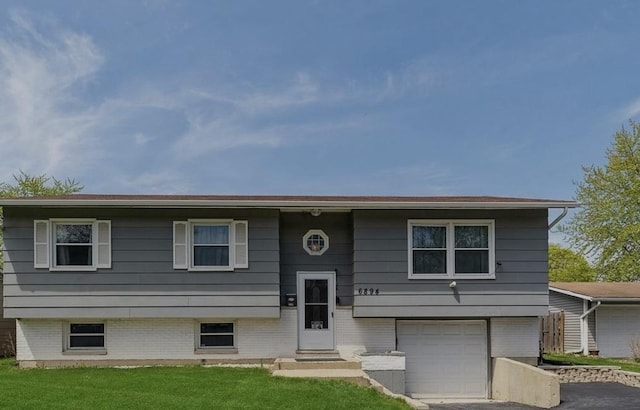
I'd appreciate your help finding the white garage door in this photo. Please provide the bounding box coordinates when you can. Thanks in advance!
[596,306,640,358]
[397,320,488,398]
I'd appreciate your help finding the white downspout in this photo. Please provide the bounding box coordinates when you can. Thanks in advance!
[580,300,601,355]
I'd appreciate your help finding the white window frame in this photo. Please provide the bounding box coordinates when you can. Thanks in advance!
[188,219,234,271]
[408,219,495,279]
[195,321,236,351]
[46,219,111,271]
[303,229,329,256]
[174,219,248,271]
[64,322,106,353]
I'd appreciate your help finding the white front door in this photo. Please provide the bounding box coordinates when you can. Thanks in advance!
[297,271,335,350]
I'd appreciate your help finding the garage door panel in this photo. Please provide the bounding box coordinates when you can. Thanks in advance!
[597,306,640,358]
[398,320,488,398]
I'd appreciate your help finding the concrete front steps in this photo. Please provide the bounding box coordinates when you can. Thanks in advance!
[270,354,369,386]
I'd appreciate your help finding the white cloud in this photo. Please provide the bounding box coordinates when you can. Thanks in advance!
[117,170,195,194]
[185,72,320,115]
[381,59,437,99]
[0,10,104,178]
[133,133,154,146]
[485,140,530,162]
[280,163,463,196]
[619,98,640,121]
[0,11,438,194]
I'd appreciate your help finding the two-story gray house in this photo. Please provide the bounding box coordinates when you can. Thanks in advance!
[1,194,575,398]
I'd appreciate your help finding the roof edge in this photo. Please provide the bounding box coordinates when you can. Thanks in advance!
[549,287,593,301]
[0,195,578,209]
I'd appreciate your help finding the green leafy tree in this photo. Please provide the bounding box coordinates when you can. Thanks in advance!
[0,171,82,269]
[548,244,595,282]
[563,121,640,281]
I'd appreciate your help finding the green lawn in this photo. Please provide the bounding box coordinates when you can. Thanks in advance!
[0,358,409,410]
[543,353,640,373]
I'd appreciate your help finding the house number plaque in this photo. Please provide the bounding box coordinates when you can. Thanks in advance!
[358,288,379,295]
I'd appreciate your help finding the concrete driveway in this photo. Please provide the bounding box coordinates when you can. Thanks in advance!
[427,382,640,409]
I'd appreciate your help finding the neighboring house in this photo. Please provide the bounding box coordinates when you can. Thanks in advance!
[1,194,575,399]
[549,282,640,358]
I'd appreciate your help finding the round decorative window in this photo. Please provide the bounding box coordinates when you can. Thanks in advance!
[303,229,329,256]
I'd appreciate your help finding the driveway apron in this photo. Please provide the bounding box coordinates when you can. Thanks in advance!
[428,382,640,409]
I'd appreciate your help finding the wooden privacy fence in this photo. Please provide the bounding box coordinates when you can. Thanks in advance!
[541,311,565,354]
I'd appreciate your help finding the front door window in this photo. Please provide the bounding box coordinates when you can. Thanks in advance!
[305,279,328,329]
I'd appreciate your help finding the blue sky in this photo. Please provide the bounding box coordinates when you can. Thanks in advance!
[0,0,638,206]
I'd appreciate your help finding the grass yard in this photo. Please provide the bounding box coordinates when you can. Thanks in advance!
[0,358,409,410]
[544,353,640,373]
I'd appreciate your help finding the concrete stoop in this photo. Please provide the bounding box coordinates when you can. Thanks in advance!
[270,357,428,409]
[270,357,369,386]
[273,357,361,371]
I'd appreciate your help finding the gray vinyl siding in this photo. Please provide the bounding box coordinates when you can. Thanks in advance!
[587,302,597,351]
[2,207,280,319]
[0,275,16,356]
[279,212,353,306]
[549,291,582,352]
[352,209,550,317]
[548,291,597,352]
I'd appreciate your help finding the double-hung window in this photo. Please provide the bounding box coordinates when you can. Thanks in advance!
[193,223,231,268]
[408,220,495,279]
[34,219,111,271]
[55,223,93,267]
[173,219,248,271]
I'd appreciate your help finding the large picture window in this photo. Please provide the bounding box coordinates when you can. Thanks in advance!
[408,220,495,279]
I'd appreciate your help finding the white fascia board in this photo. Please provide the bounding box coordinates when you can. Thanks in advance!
[549,287,593,301]
[0,198,578,210]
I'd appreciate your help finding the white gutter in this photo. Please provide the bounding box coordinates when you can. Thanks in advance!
[580,300,601,355]
[548,206,569,230]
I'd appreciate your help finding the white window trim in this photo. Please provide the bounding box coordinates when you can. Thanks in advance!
[408,219,495,279]
[188,219,234,271]
[303,229,329,256]
[195,321,237,353]
[64,321,107,354]
[174,219,248,272]
[50,219,99,272]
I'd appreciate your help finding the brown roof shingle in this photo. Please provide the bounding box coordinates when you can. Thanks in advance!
[550,282,640,299]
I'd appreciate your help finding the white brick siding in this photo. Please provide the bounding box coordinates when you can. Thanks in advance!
[335,307,396,357]
[17,308,393,362]
[18,314,541,363]
[490,317,539,358]
[237,309,297,358]
[16,319,62,361]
